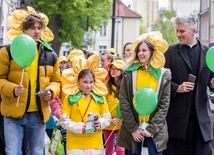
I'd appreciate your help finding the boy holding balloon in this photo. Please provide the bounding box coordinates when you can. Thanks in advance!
[0,6,61,154]
[117,32,171,155]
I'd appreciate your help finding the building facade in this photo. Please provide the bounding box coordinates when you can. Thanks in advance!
[169,0,200,16]
[1,1,141,58]
[198,0,213,46]
[88,1,141,57]
[132,0,159,32]
[0,0,22,46]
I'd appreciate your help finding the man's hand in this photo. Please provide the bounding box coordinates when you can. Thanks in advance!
[211,78,214,88]
[177,82,195,93]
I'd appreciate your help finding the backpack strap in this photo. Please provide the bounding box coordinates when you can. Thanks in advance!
[1,44,12,60]
[6,45,12,60]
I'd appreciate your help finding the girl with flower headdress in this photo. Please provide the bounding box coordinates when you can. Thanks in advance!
[117,32,171,155]
[59,54,111,155]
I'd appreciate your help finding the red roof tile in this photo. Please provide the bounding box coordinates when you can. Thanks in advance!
[115,1,142,18]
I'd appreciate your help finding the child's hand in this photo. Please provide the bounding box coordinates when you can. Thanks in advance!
[82,124,86,133]
[111,118,121,126]
[93,119,101,130]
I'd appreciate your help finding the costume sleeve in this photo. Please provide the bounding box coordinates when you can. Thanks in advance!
[49,96,61,119]
[60,96,84,134]
[99,97,111,129]
[146,69,171,135]
[60,114,85,134]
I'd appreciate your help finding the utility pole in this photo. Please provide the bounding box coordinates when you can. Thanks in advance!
[111,0,116,48]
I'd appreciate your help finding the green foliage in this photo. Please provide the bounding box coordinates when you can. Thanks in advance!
[34,0,111,48]
[140,18,146,35]
[152,10,178,45]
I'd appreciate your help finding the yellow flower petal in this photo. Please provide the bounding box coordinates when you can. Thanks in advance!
[132,38,141,53]
[38,13,49,26]
[132,32,169,69]
[72,56,87,75]
[6,6,54,42]
[26,6,37,14]
[62,69,79,95]
[62,54,108,97]
[93,81,108,96]
[93,68,108,83]
[86,54,99,69]
[41,27,54,42]
[150,51,165,69]
[6,28,22,41]
[154,39,169,53]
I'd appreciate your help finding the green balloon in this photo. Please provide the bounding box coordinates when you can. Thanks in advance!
[116,103,122,119]
[133,87,158,116]
[10,34,37,68]
[206,47,214,72]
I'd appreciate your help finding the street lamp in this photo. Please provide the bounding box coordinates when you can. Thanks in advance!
[111,0,116,48]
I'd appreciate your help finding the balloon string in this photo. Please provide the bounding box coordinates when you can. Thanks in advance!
[104,126,117,147]
[16,69,25,107]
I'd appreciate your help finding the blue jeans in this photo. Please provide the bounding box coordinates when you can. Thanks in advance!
[146,137,162,155]
[4,112,45,155]
[127,138,162,155]
[127,142,142,155]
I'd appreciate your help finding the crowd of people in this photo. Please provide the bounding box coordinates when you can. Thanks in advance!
[0,6,214,155]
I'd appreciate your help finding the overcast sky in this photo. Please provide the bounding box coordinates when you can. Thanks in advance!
[121,0,169,9]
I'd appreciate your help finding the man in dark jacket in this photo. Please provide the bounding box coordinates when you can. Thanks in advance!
[164,15,214,155]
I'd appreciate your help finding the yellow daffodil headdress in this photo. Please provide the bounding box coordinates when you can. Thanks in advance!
[61,54,108,104]
[126,32,169,79]
[7,6,54,43]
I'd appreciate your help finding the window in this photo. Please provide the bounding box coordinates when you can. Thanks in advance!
[100,25,106,37]
[63,51,69,56]
[99,45,107,54]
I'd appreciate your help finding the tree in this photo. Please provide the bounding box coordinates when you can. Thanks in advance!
[34,0,112,55]
[152,10,178,45]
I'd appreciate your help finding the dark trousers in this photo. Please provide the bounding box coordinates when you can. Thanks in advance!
[125,142,142,155]
[163,122,212,155]
[0,114,6,155]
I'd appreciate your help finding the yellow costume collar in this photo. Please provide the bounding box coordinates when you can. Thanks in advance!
[7,6,54,42]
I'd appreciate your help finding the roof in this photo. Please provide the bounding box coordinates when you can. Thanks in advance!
[116,1,142,18]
